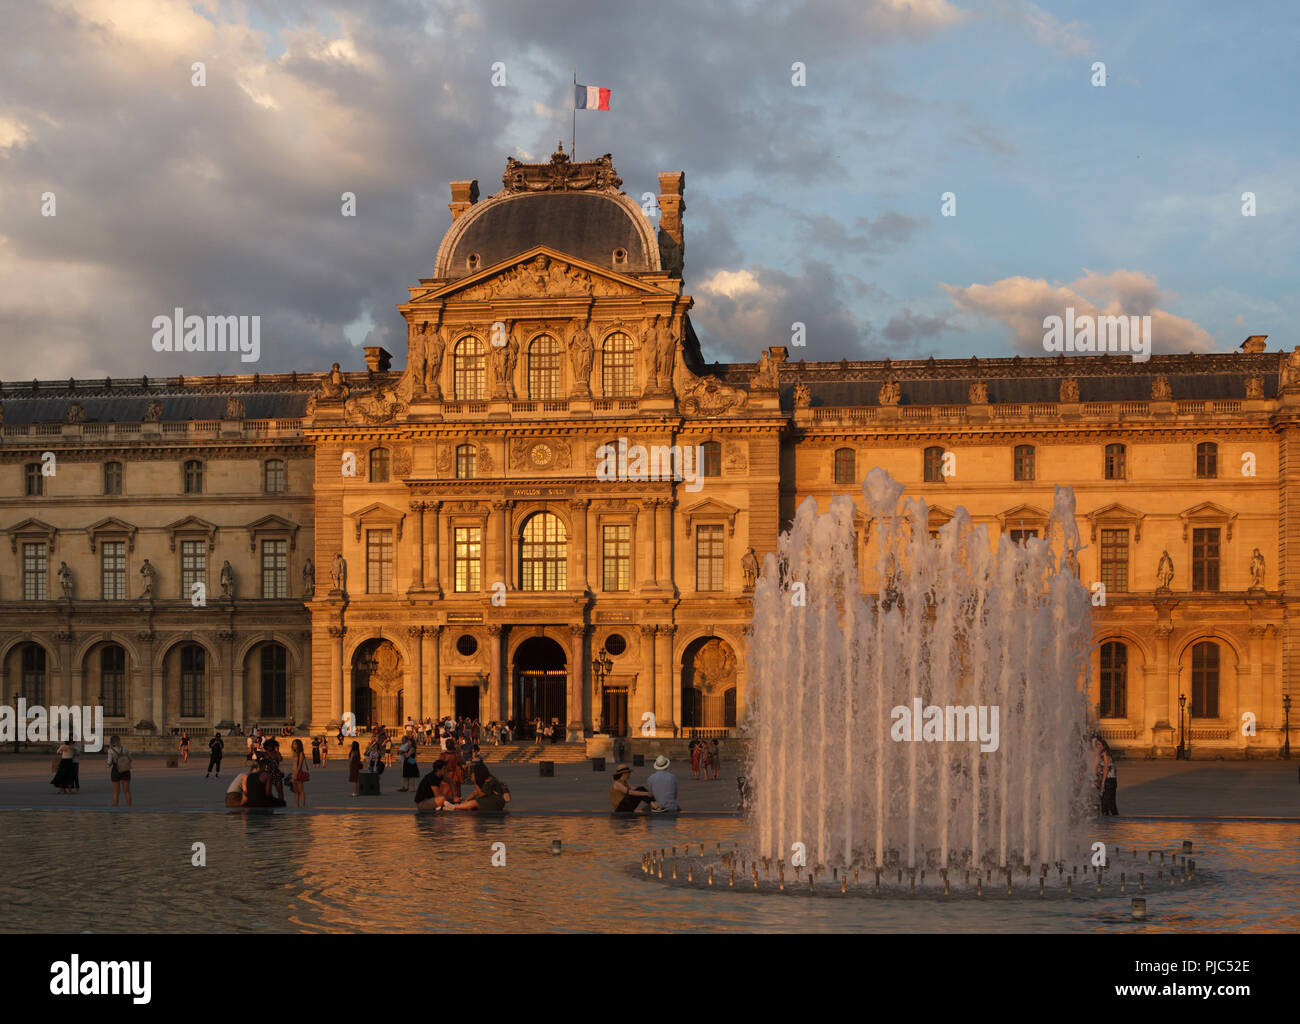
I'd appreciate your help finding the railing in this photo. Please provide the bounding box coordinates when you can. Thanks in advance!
[82,423,108,437]
[243,419,269,436]
[1,418,303,443]
[1212,400,1242,413]
[162,422,187,434]
[116,423,140,434]
[192,420,219,435]
[1118,401,1149,415]
[1178,400,1205,415]
[34,424,61,435]
[681,727,733,740]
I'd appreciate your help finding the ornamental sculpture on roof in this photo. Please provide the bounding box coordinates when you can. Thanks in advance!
[502,146,623,193]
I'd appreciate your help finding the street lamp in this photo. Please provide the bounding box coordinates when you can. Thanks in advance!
[1283,694,1292,761]
[591,646,613,731]
[1178,693,1187,760]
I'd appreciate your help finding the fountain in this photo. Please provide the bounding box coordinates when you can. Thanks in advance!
[745,467,1096,878]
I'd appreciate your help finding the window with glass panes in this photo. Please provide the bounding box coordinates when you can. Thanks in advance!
[1191,641,1219,718]
[528,335,561,399]
[366,529,394,594]
[1192,528,1220,591]
[453,338,486,399]
[456,444,476,479]
[696,525,725,592]
[1100,529,1129,592]
[25,463,43,496]
[104,461,123,495]
[1099,641,1127,718]
[1014,445,1035,481]
[21,644,46,704]
[833,448,855,485]
[520,513,567,591]
[180,644,205,718]
[261,539,288,598]
[925,446,947,482]
[22,542,46,600]
[183,460,203,493]
[264,458,286,492]
[602,524,631,591]
[602,332,636,397]
[100,645,126,717]
[181,540,206,597]
[260,644,287,718]
[453,526,482,592]
[101,541,126,599]
[1104,444,1126,480]
[1008,529,1038,546]
[368,448,390,483]
[701,441,721,477]
[1196,442,1218,478]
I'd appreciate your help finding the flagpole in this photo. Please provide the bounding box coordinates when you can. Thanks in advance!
[572,67,577,157]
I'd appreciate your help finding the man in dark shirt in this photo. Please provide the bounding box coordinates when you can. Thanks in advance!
[206,732,224,778]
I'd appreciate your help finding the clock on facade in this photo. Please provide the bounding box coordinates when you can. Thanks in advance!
[530,443,553,467]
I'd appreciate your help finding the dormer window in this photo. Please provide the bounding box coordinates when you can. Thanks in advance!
[612,247,628,267]
[466,253,481,272]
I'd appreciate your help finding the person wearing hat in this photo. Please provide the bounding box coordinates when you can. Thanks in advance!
[608,764,654,813]
[646,755,680,812]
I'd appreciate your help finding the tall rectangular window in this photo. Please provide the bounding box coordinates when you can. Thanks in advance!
[25,463,44,496]
[367,529,394,594]
[260,644,288,718]
[1100,529,1129,593]
[22,542,47,600]
[100,646,126,718]
[103,461,123,495]
[181,540,206,597]
[1013,445,1035,481]
[21,645,46,705]
[101,541,127,600]
[453,526,482,593]
[1192,528,1220,591]
[1008,529,1038,545]
[696,525,725,592]
[1099,642,1127,719]
[602,524,631,592]
[261,539,288,598]
[1104,444,1126,480]
[180,645,205,718]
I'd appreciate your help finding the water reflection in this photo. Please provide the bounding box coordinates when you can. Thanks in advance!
[0,813,1294,933]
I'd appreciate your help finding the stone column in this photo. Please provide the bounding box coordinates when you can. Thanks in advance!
[407,626,424,722]
[426,626,442,722]
[328,627,343,725]
[331,626,349,729]
[409,501,425,591]
[138,631,156,730]
[1246,624,1265,747]
[569,498,590,593]
[487,624,506,724]
[218,629,236,728]
[568,624,587,741]
[641,498,659,589]
[656,499,674,588]
[492,501,513,590]
[56,630,74,706]
[640,624,657,735]
[1153,621,1174,750]
[427,501,443,596]
[655,625,676,736]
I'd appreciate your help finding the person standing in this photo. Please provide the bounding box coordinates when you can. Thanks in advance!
[689,738,702,781]
[348,740,362,797]
[51,739,76,794]
[1093,736,1119,816]
[206,731,224,778]
[70,739,81,792]
[107,736,133,806]
[289,738,310,808]
[311,736,321,767]
[180,731,190,764]
[646,755,680,812]
[319,735,328,765]
[709,738,721,780]
[398,732,419,793]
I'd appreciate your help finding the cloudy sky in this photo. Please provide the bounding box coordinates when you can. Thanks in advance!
[1,0,1295,378]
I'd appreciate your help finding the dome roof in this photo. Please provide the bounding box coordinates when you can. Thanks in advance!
[434,150,660,279]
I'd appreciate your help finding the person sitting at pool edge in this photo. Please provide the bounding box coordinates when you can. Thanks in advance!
[646,755,680,812]
[447,763,511,812]
[609,764,654,813]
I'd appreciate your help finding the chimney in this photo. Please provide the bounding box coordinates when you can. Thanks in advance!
[363,347,392,372]
[448,180,480,221]
[1240,335,1268,353]
[657,171,685,274]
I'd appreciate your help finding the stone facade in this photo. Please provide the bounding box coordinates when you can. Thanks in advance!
[0,149,1295,756]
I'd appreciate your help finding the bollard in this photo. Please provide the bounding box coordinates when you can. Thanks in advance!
[753,866,758,888]
[1066,876,1072,894]
[1182,840,1193,853]
[977,876,983,896]
[1131,897,1147,920]
[944,876,950,895]
[1189,859,1196,877]
[1139,872,1144,891]
[809,873,814,892]
[1038,876,1044,897]
[708,867,713,886]
[875,869,881,892]
[551,840,562,856]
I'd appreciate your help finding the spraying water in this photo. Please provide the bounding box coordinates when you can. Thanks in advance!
[748,468,1095,875]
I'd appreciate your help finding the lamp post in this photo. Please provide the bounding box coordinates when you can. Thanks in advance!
[591,646,612,733]
[1283,694,1292,761]
[1178,693,1187,760]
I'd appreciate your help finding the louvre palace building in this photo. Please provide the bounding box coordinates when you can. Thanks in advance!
[1,147,1295,757]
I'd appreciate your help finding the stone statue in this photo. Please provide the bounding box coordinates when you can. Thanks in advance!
[58,561,73,599]
[330,553,347,593]
[425,325,446,398]
[303,557,315,598]
[969,379,988,404]
[143,400,163,423]
[1250,548,1265,589]
[139,558,156,599]
[655,316,677,389]
[1151,375,1172,401]
[569,316,594,395]
[225,396,245,419]
[320,363,349,399]
[793,383,811,409]
[742,547,759,589]
[1155,550,1174,591]
[407,321,427,392]
[492,325,520,399]
[753,351,779,391]
[66,402,84,424]
[1059,378,1079,403]
[878,378,900,406]
[219,560,235,599]
[1246,375,1264,398]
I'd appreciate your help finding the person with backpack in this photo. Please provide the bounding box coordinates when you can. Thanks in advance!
[206,731,224,778]
[107,736,133,806]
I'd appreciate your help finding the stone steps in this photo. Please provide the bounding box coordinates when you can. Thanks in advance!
[481,744,589,764]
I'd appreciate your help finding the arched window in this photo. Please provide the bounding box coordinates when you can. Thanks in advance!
[456,443,477,480]
[183,459,203,494]
[701,441,722,477]
[1099,641,1127,718]
[528,335,562,399]
[453,337,486,400]
[104,461,123,495]
[923,446,945,482]
[100,644,127,718]
[833,448,855,485]
[369,447,390,483]
[1191,641,1219,719]
[1196,441,1218,479]
[602,332,637,397]
[180,643,205,718]
[1104,443,1126,480]
[264,458,286,493]
[20,644,46,704]
[260,643,288,718]
[1013,444,1035,481]
[520,512,567,591]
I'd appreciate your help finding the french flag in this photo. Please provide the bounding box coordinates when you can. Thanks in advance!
[575,84,610,110]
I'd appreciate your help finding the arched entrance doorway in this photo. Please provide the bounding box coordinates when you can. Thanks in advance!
[352,638,403,730]
[681,636,738,737]
[513,636,567,741]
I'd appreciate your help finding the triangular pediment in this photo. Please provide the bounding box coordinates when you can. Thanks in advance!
[1178,501,1238,540]
[5,517,59,553]
[1085,502,1146,542]
[410,246,677,304]
[165,515,219,551]
[998,503,1050,525]
[86,517,138,552]
[682,497,740,536]
[346,503,407,542]
[246,514,298,533]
